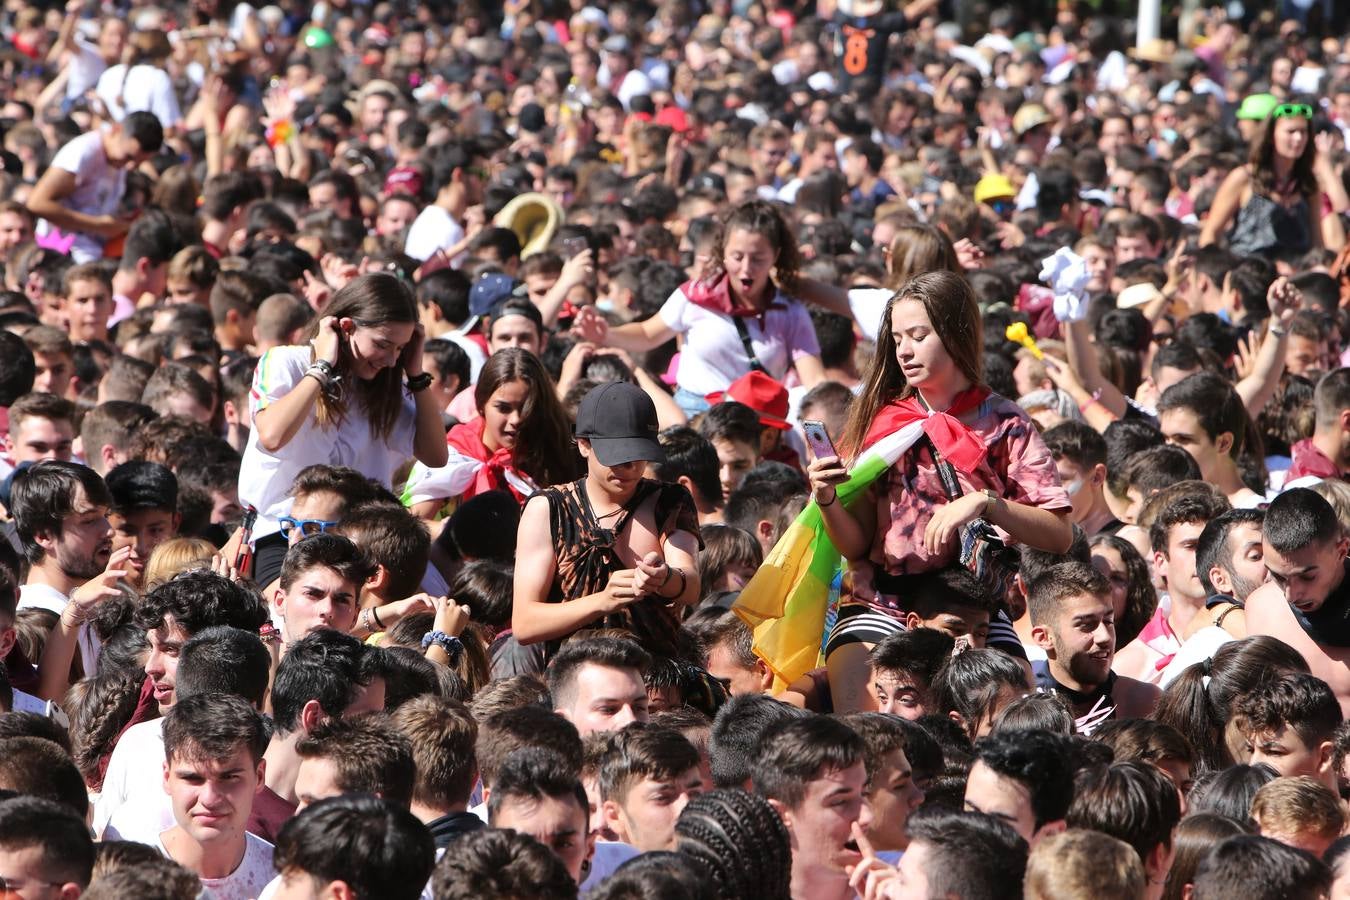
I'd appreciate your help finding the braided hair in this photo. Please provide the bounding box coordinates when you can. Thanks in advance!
[674,789,791,900]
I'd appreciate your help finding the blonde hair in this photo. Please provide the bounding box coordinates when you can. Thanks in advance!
[143,537,217,589]
[1310,479,1350,539]
[1252,776,1345,841]
[1025,829,1145,900]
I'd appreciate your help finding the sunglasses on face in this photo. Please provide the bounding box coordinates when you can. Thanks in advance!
[278,516,339,538]
[988,200,1014,215]
[1273,103,1314,119]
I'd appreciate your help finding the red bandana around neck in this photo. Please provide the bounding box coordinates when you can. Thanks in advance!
[681,274,774,318]
[861,386,991,473]
[446,418,525,503]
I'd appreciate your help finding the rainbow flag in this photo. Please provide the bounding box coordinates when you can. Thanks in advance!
[733,421,927,689]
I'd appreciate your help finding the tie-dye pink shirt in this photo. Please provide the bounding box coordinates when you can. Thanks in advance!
[847,394,1072,615]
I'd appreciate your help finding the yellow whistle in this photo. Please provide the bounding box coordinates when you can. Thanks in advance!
[1005,322,1043,359]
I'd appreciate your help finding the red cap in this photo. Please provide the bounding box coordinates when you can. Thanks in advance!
[383,166,424,198]
[705,371,791,430]
[655,106,689,133]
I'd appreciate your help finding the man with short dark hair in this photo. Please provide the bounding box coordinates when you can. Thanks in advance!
[1288,367,1350,482]
[99,575,270,841]
[1115,487,1231,684]
[649,425,725,525]
[3,393,76,482]
[891,809,1028,900]
[865,628,953,719]
[1042,421,1119,536]
[684,607,773,696]
[752,715,867,900]
[839,712,924,856]
[271,795,435,900]
[0,796,94,898]
[597,723,703,852]
[1238,672,1343,792]
[546,636,652,736]
[1066,761,1181,894]
[487,747,594,885]
[1030,561,1159,731]
[1160,509,1267,681]
[708,694,809,789]
[253,631,388,842]
[963,729,1074,847]
[158,693,274,897]
[105,460,179,588]
[1248,488,1350,713]
[293,715,415,811]
[1190,835,1330,900]
[1157,372,1263,507]
[430,827,577,900]
[272,533,372,650]
[27,110,164,263]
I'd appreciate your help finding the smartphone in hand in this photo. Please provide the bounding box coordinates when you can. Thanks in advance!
[802,420,839,460]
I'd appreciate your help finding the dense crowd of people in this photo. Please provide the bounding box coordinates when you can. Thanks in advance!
[3,0,1350,897]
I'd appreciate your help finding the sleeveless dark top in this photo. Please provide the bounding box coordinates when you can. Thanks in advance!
[540,477,702,658]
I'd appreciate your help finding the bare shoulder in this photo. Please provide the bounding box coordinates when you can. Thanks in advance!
[1244,581,1292,627]
[1114,675,1161,717]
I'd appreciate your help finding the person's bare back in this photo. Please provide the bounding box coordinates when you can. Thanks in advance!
[1246,580,1350,717]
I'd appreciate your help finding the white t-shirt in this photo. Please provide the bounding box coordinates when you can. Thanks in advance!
[238,346,417,541]
[18,582,100,673]
[157,830,275,900]
[36,129,124,263]
[95,718,166,839]
[66,37,108,100]
[404,205,465,263]
[846,287,894,343]
[1158,626,1234,688]
[659,287,820,396]
[94,64,182,127]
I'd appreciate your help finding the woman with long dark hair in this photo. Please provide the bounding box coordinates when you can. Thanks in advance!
[1088,533,1159,649]
[572,199,825,416]
[808,270,1073,712]
[239,273,448,553]
[1201,104,1348,258]
[403,348,581,517]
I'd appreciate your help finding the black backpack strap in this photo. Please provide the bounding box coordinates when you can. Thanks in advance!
[920,433,966,502]
[731,315,767,373]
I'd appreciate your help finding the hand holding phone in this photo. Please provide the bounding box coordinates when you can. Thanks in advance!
[802,420,839,461]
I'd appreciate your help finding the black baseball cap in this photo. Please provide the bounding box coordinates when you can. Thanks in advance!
[574,382,665,467]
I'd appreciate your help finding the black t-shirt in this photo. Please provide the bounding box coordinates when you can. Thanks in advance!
[833,12,909,92]
[1292,560,1350,647]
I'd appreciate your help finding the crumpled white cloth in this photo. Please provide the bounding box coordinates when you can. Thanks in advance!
[1040,247,1091,323]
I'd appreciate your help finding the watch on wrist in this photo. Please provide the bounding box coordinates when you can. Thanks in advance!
[406,372,434,393]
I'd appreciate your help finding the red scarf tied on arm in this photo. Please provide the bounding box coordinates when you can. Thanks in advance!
[861,386,991,474]
[446,418,527,503]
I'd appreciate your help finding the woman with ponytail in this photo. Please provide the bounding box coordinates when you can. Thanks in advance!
[1154,635,1309,773]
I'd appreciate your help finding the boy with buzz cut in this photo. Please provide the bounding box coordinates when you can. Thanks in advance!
[105,460,180,588]
[598,723,704,852]
[271,533,373,650]
[1238,672,1344,793]
[159,692,275,898]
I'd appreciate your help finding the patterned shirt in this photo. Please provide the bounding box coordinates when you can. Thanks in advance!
[847,395,1071,615]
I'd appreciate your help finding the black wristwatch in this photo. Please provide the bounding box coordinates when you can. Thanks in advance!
[406,372,434,393]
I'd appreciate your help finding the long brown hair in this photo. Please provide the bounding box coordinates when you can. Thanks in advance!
[1249,112,1317,198]
[882,223,963,292]
[705,199,802,296]
[840,270,985,457]
[474,348,582,487]
[305,272,417,442]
